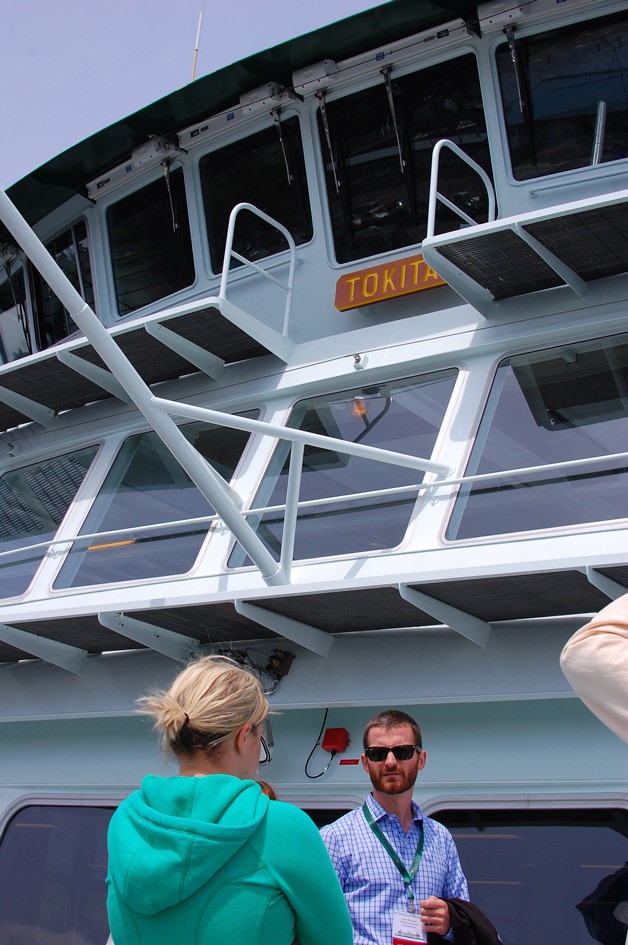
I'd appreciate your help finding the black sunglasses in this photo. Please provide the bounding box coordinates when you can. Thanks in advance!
[364,745,422,762]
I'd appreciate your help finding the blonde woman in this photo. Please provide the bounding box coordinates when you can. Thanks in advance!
[106,656,352,945]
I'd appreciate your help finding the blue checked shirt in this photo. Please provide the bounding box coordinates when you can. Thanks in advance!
[320,794,468,945]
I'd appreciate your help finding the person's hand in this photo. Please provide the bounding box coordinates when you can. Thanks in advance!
[420,896,450,936]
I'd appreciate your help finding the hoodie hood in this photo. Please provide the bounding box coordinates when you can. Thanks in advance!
[107,774,269,915]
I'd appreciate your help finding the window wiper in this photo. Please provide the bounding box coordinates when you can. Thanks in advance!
[381,67,405,174]
[504,26,536,166]
[161,159,179,233]
[316,91,341,193]
[271,108,294,186]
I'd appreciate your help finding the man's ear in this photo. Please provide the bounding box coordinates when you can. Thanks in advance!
[417,749,427,771]
[361,753,370,774]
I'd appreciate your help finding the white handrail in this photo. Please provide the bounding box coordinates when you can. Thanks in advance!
[152,396,450,581]
[426,139,497,239]
[0,187,287,585]
[1,448,628,572]
[219,202,296,336]
[152,398,451,477]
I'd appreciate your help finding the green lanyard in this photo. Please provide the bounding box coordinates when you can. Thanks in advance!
[362,803,424,912]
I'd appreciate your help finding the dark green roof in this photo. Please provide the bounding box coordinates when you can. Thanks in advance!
[5,0,477,229]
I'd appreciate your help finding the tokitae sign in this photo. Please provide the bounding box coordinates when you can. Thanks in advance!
[334,253,445,311]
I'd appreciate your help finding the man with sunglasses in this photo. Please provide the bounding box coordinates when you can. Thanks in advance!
[320,710,468,945]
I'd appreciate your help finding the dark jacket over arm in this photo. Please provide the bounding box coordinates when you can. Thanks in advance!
[428,898,502,945]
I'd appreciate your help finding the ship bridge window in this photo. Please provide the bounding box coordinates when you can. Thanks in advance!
[54,415,256,589]
[447,334,628,541]
[229,371,456,567]
[107,166,194,315]
[0,264,31,364]
[433,807,628,945]
[0,446,97,600]
[318,54,489,264]
[496,11,628,181]
[29,220,94,350]
[200,116,313,272]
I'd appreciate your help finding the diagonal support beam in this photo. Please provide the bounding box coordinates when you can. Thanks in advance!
[56,348,132,402]
[234,600,333,657]
[98,612,199,662]
[515,223,588,298]
[0,184,287,587]
[0,623,87,674]
[398,584,492,648]
[582,566,627,601]
[0,385,56,426]
[144,321,225,380]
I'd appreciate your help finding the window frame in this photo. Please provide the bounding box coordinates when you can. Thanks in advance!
[315,45,491,265]
[493,7,628,185]
[197,110,314,276]
[105,162,196,318]
[445,331,628,545]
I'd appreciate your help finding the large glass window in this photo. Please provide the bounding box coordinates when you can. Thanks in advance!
[0,447,97,599]
[448,335,628,540]
[200,116,312,272]
[319,54,489,263]
[107,166,194,315]
[497,11,628,181]
[0,804,113,945]
[435,808,628,945]
[30,220,94,350]
[230,372,456,566]
[0,265,31,363]
[55,417,255,589]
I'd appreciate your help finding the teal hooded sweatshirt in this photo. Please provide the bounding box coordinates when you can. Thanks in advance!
[106,773,353,945]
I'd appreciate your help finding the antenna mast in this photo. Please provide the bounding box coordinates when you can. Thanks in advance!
[191,10,204,81]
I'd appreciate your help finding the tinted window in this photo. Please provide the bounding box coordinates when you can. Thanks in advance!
[434,808,628,945]
[30,220,93,349]
[448,335,628,540]
[231,372,456,565]
[0,804,113,945]
[497,11,628,180]
[200,116,312,272]
[56,418,255,588]
[0,266,31,363]
[319,54,489,262]
[107,167,194,314]
[0,447,97,599]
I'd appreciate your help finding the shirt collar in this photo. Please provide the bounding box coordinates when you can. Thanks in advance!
[366,791,424,825]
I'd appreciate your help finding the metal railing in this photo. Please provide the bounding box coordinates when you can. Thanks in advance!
[1,428,627,585]
[220,202,296,337]
[426,139,497,239]
[0,189,294,585]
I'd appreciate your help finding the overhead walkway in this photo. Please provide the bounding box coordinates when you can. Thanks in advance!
[0,204,296,433]
[421,140,628,318]
[0,565,625,668]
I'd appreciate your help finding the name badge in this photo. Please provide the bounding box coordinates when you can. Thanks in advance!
[392,909,427,945]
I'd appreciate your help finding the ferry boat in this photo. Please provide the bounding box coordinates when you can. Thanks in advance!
[0,0,626,942]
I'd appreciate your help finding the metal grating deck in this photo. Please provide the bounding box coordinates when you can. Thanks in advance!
[0,301,271,434]
[421,192,628,315]
[1,566,626,664]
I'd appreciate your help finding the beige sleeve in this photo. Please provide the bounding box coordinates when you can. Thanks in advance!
[560,594,628,743]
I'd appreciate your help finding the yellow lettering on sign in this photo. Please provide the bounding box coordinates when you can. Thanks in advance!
[363,273,379,297]
[382,268,396,292]
[334,254,445,311]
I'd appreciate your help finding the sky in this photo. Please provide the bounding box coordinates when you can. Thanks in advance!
[1,0,381,189]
